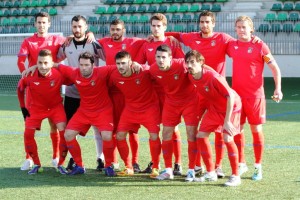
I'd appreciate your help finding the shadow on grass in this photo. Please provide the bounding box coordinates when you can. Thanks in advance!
[0,167,225,189]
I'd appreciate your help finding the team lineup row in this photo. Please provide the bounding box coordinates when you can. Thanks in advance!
[17,11,282,187]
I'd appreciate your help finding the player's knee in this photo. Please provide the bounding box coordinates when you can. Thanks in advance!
[64,130,75,141]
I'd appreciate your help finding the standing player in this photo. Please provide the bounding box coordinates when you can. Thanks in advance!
[98,19,148,173]
[134,13,184,175]
[149,45,199,181]
[57,15,106,172]
[109,51,161,178]
[17,49,69,175]
[186,50,242,186]
[17,12,66,170]
[227,16,283,180]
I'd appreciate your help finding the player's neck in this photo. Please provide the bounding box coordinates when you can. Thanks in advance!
[238,37,252,42]
[74,35,86,42]
[113,36,124,42]
[193,68,203,80]
[37,32,48,37]
[201,32,213,38]
[122,70,132,77]
[153,35,165,42]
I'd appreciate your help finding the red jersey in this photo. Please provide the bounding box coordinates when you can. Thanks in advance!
[98,37,147,65]
[189,67,241,113]
[17,33,65,72]
[166,32,233,76]
[17,68,65,110]
[109,66,158,112]
[134,37,185,65]
[227,40,271,98]
[149,59,197,105]
[58,64,113,113]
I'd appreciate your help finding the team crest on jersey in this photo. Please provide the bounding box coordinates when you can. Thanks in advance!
[205,86,209,92]
[90,80,95,86]
[148,48,154,52]
[50,80,55,87]
[135,79,141,85]
[211,40,216,47]
[33,82,40,85]
[122,44,126,50]
[76,80,81,84]
[174,74,179,80]
[247,47,253,53]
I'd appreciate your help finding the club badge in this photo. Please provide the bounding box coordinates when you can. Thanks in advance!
[211,40,216,47]
[50,80,55,87]
[135,79,141,85]
[205,86,209,92]
[91,80,95,86]
[174,74,179,80]
[248,47,253,53]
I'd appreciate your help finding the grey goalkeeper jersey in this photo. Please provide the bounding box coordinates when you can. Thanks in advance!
[57,38,105,98]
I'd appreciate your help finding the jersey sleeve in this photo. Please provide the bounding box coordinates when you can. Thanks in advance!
[130,39,148,61]
[57,64,76,80]
[172,45,185,59]
[133,43,147,64]
[212,75,231,98]
[261,42,273,64]
[92,41,106,61]
[17,78,27,107]
[17,40,29,73]
[165,32,182,43]
[56,45,66,62]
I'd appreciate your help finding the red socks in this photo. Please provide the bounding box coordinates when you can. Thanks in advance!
[129,131,139,165]
[188,141,197,169]
[196,138,214,172]
[103,140,115,168]
[215,132,225,168]
[50,131,59,159]
[66,139,83,167]
[234,133,246,163]
[58,130,68,166]
[149,138,161,169]
[225,140,239,176]
[252,131,264,164]
[117,139,132,168]
[161,140,173,168]
[24,128,40,166]
[112,134,118,164]
[172,130,182,164]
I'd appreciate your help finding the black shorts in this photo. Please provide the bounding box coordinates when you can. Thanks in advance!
[64,96,80,122]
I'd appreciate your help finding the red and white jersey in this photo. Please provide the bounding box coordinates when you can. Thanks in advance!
[167,32,233,76]
[17,68,65,110]
[134,37,185,65]
[227,40,271,98]
[149,59,197,105]
[109,66,159,112]
[189,67,241,113]
[58,64,113,112]
[18,33,65,68]
[98,37,147,65]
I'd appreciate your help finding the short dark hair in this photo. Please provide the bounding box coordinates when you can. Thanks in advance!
[156,44,172,56]
[78,51,94,65]
[38,49,52,57]
[35,12,51,22]
[71,15,87,23]
[115,51,131,61]
[185,50,205,63]
[199,11,215,23]
[110,19,125,28]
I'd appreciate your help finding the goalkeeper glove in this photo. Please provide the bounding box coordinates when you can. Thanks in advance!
[21,107,30,120]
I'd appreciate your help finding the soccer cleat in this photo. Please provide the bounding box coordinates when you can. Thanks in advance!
[194,166,204,176]
[28,165,43,175]
[185,170,196,182]
[104,166,116,177]
[112,163,120,172]
[52,158,59,168]
[141,161,153,174]
[224,175,241,187]
[150,168,160,178]
[96,158,105,172]
[173,163,182,176]
[66,158,75,172]
[133,163,141,173]
[68,165,86,175]
[252,166,262,181]
[117,168,134,176]
[239,163,249,176]
[21,159,33,171]
[156,170,174,180]
[194,171,218,182]
[216,167,225,178]
[57,165,68,175]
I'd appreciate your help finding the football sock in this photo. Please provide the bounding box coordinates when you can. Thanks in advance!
[117,139,132,168]
[103,140,115,168]
[24,128,41,166]
[172,130,182,164]
[50,131,59,159]
[225,140,239,176]
[195,151,202,167]
[112,134,118,164]
[188,141,197,169]
[94,130,104,160]
[234,133,246,163]
[149,138,161,169]
[252,131,264,164]
[58,130,68,166]
[129,131,139,165]
[161,140,173,168]
[215,132,225,168]
[66,138,83,167]
[197,138,214,172]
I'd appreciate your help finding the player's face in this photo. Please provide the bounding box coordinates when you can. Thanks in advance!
[37,55,53,76]
[116,57,132,77]
[110,24,125,41]
[199,16,215,35]
[235,20,253,42]
[151,20,167,38]
[186,56,202,75]
[35,17,51,35]
[155,51,172,71]
[79,58,93,78]
[72,19,87,40]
